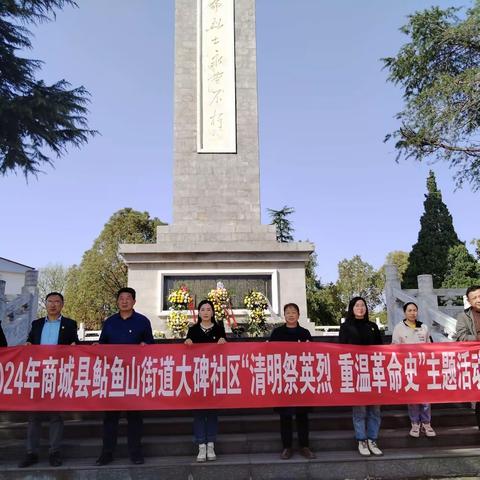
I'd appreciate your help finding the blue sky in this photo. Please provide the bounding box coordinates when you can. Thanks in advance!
[1,0,476,283]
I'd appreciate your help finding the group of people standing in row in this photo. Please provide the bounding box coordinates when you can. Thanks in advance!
[1,284,479,467]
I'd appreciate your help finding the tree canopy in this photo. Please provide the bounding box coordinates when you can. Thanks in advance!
[383,1,480,190]
[305,251,344,326]
[0,0,96,177]
[64,208,164,329]
[37,263,69,316]
[403,171,463,288]
[336,255,383,312]
[376,250,410,301]
[442,244,480,288]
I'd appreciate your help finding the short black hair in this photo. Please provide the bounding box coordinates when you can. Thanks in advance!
[116,287,136,300]
[283,303,300,315]
[46,292,64,303]
[402,301,418,313]
[466,286,480,298]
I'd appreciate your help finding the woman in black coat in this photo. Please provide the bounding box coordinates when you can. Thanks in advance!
[338,296,383,457]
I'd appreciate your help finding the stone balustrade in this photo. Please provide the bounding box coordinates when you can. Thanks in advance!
[385,264,467,340]
[1,270,38,346]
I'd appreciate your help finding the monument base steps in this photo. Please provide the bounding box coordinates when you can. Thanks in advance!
[0,406,478,479]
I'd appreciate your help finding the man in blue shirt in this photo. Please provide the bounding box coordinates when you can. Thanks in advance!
[18,292,79,468]
[95,287,154,466]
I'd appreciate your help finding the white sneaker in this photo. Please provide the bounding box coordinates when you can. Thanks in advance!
[367,439,383,456]
[358,440,370,456]
[197,443,207,462]
[206,442,216,461]
[422,423,436,437]
[409,422,421,438]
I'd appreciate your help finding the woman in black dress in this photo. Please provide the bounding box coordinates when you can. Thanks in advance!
[270,303,316,460]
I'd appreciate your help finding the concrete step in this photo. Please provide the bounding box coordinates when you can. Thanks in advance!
[0,406,475,441]
[2,425,479,459]
[2,445,480,479]
[0,403,471,423]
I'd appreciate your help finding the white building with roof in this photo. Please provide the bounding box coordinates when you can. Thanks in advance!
[0,257,35,300]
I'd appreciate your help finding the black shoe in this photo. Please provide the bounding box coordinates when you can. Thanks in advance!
[49,451,62,467]
[18,453,38,468]
[280,448,293,460]
[95,452,113,466]
[131,454,144,465]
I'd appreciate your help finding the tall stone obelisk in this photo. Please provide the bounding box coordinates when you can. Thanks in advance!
[168,0,270,243]
[121,0,315,332]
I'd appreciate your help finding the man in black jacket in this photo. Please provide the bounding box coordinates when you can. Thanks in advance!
[18,292,78,469]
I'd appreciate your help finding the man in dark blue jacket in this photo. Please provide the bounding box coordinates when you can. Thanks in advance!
[18,292,78,468]
[95,287,154,466]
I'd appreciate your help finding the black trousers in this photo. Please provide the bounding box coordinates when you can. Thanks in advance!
[279,411,309,448]
[102,411,143,457]
[26,412,63,454]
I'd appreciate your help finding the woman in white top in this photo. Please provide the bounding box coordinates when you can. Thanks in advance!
[392,302,436,438]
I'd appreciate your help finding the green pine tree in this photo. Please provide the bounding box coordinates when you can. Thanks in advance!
[268,206,295,243]
[403,171,462,288]
[0,1,96,177]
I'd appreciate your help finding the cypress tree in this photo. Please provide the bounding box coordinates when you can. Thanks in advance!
[403,171,462,288]
[442,244,480,288]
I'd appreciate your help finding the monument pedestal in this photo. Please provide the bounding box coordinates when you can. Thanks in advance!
[121,225,315,333]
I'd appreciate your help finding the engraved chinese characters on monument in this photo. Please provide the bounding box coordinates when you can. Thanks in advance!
[197,0,236,152]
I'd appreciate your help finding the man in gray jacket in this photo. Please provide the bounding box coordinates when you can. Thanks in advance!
[454,285,480,427]
[454,286,480,342]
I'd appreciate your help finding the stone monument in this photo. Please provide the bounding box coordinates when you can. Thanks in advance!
[120,0,314,332]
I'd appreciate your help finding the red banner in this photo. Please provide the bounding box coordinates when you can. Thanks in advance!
[0,342,479,411]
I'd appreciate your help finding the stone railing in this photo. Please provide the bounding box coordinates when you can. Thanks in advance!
[314,325,341,336]
[384,264,466,341]
[0,270,38,346]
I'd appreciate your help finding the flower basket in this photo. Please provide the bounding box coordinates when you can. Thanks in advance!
[167,285,193,338]
[244,290,268,337]
[207,285,230,323]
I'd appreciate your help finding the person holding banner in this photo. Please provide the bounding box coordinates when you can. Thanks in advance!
[270,303,316,460]
[392,302,436,438]
[454,285,480,428]
[338,296,383,457]
[18,292,79,468]
[454,286,480,343]
[185,299,226,462]
[95,287,154,467]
